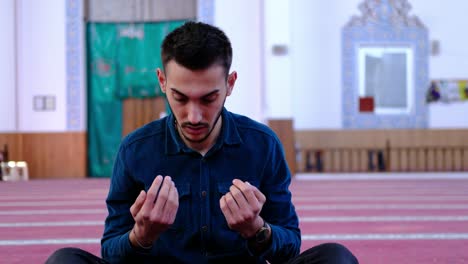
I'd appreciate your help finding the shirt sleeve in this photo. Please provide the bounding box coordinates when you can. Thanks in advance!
[101,143,152,263]
[256,135,302,263]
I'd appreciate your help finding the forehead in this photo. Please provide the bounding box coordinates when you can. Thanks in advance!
[164,61,226,97]
[165,61,225,83]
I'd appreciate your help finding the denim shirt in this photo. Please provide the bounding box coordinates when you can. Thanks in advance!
[101,108,301,264]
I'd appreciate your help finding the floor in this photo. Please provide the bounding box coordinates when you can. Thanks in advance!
[1,173,467,263]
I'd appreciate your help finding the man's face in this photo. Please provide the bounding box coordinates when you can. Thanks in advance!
[157,60,236,145]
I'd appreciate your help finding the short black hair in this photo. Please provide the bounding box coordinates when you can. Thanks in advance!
[161,21,232,76]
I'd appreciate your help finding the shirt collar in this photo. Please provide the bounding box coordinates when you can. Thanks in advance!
[165,107,243,155]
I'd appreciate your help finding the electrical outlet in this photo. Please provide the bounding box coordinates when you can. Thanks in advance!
[33,96,45,111]
[33,95,56,111]
[44,96,56,111]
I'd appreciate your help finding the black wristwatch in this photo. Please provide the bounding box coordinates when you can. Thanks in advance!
[254,220,270,244]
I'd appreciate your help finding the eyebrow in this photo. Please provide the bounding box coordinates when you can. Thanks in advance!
[170,88,220,98]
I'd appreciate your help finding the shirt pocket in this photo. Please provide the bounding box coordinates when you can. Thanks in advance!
[216,180,261,196]
[211,182,251,256]
[217,182,231,195]
[168,183,191,237]
[215,180,260,217]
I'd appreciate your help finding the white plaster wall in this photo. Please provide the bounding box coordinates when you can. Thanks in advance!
[411,0,468,128]
[214,0,264,122]
[0,0,17,132]
[290,0,357,129]
[428,102,468,128]
[16,0,67,131]
[264,0,292,119]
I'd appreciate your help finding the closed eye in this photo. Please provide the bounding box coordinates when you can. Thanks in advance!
[201,94,218,104]
[172,91,188,103]
[174,97,188,104]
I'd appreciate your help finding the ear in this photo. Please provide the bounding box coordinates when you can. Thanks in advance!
[226,71,237,96]
[157,68,167,93]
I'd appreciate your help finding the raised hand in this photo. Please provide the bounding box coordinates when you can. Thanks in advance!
[129,175,179,248]
[219,179,267,238]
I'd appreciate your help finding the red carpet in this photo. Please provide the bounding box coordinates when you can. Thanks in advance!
[1,174,467,263]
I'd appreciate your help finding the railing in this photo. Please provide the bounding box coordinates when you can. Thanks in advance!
[298,142,468,173]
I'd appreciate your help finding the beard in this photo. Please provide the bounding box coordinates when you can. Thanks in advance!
[170,98,225,144]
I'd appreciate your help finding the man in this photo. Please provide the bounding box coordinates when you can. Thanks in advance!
[46,21,358,264]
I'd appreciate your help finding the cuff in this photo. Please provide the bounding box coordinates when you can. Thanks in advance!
[123,230,154,255]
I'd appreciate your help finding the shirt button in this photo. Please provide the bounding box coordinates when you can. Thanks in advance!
[201,191,207,197]
[202,226,208,232]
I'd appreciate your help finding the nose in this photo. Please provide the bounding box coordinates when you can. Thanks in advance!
[187,103,202,124]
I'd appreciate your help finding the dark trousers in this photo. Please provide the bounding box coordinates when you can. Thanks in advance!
[45,243,358,264]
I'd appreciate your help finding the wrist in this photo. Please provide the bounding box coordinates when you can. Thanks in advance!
[242,217,265,239]
[250,220,271,244]
[130,228,153,250]
[247,220,272,253]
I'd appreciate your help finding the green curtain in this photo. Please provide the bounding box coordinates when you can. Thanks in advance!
[87,21,184,178]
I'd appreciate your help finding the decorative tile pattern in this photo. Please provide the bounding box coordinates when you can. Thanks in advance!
[342,0,429,129]
[66,0,84,131]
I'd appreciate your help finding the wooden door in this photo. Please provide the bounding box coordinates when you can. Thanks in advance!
[122,97,167,136]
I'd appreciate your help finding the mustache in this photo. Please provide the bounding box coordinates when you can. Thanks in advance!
[181,122,209,128]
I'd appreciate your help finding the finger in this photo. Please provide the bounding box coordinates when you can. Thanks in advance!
[130,190,146,218]
[229,184,249,209]
[153,176,173,213]
[233,179,259,206]
[140,175,163,216]
[250,183,266,204]
[224,192,241,220]
[243,180,266,203]
[172,181,179,207]
[162,181,178,223]
[169,182,179,221]
[220,195,234,223]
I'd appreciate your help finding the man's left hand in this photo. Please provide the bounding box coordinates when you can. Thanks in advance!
[219,179,266,238]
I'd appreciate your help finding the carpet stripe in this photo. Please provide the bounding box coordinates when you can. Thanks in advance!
[295,172,468,180]
[293,196,468,201]
[0,221,103,227]
[302,233,468,240]
[300,216,468,222]
[296,204,468,210]
[0,209,107,215]
[2,233,468,246]
[0,239,100,246]
[0,201,104,207]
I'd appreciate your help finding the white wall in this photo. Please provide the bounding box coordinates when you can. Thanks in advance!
[429,102,468,128]
[410,0,468,128]
[16,0,67,131]
[290,0,357,129]
[264,0,292,119]
[290,0,468,129]
[213,0,295,122]
[214,0,264,122]
[0,0,17,132]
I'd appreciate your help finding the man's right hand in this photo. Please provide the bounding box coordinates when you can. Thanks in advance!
[129,175,179,248]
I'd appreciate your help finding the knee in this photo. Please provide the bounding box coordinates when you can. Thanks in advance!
[45,247,87,264]
[316,243,358,263]
[300,243,358,264]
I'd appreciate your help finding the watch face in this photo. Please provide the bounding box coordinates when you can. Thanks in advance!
[256,225,269,243]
